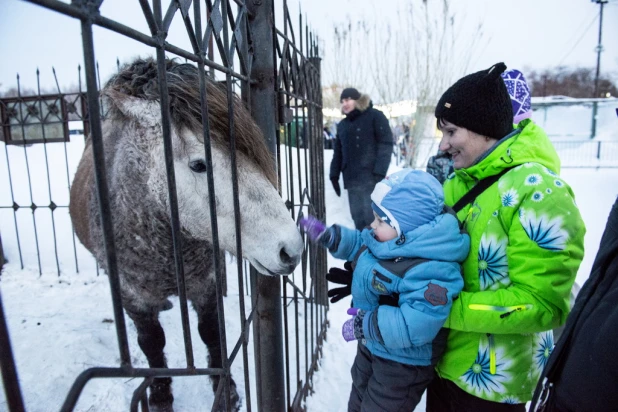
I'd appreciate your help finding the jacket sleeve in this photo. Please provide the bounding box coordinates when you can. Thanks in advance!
[328,225,364,262]
[329,132,343,180]
[372,111,393,177]
[445,180,586,334]
[365,261,464,349]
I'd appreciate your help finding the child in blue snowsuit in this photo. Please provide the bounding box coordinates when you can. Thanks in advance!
[301,169,470,411]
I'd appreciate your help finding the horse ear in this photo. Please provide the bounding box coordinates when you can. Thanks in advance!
[103,89,161,126]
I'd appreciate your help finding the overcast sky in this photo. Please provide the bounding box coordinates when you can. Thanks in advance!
[1,0,617,94]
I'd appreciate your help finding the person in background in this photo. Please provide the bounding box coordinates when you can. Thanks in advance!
[330,87,393,229]
[300,169,469,411]
[426,62,585,411]
[426,68,533,185]
[323,124,334,149]
[529,189,618,407]
[425,150,454,185]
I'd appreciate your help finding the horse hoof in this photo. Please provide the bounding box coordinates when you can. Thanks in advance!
[213,379,241,412]
[148,404,174,412]
[149,378,174,412]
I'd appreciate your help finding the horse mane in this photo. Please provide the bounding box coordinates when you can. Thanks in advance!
[104,57,276,185]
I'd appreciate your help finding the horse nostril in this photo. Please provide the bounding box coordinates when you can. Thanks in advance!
[279,246,298,265]
[280,248,292,264]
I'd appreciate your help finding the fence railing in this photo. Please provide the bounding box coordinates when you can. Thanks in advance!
[0,1,326,411]
[395,138,618,169]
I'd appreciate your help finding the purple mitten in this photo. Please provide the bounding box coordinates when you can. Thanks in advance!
[342,308,363,342]
[299,215,327,242]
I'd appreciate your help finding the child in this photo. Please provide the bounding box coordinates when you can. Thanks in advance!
[300,169,470,411]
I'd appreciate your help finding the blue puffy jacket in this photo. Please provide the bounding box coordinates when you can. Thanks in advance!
[330,212,469,365]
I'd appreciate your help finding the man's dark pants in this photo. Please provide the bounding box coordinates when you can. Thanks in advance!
[347,181,376,230]
[348,343,434,412]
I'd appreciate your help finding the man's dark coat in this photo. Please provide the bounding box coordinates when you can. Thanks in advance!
[531,197,618,411]
[330,94,393,188]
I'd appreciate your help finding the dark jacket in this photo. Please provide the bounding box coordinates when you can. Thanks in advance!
[531,196,618,412]
[329,94,393,188]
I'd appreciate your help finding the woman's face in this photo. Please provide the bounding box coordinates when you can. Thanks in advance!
[438,120,496,169]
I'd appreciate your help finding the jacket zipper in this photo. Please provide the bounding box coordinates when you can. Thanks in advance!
[468,304,533,318]
[487,333,496,374]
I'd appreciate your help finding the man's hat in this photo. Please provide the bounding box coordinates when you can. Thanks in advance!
[340,88,361,102]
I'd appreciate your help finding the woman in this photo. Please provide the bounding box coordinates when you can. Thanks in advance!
[427,62,586,411]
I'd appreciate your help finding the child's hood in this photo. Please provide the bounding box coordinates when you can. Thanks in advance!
[362,212,470,263]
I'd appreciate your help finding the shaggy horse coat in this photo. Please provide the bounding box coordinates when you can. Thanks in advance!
[70,58,303,411]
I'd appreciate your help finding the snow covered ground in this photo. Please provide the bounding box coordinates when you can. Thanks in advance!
[1,106,618,411]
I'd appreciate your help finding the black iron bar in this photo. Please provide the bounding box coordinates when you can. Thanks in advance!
[294,288,300,405]
[152,0,195,369]
[16,75,43,276]
[283,275,291,407]
[235,3,254,409]
[27,0,250,82]
[78,2,132,367]
[138,0,159,36]
[0,290,26,412]
[57,76,81,274]
[218,1,235,408]
[130,377,153,412]
[1,137,25,269]
[36,69,62,276]
[60,366,224,411]
[161,0,179,33]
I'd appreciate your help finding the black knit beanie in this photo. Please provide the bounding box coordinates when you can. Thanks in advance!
[340,87,361,102]
[435,62,514,139]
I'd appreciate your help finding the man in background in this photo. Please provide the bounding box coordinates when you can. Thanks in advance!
[330,88,393,229]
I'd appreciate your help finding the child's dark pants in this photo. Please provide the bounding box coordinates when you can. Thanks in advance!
[348,343,435,412]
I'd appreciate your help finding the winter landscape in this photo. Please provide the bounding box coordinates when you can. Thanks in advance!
[0,101,617,411]
[2,0,618,411]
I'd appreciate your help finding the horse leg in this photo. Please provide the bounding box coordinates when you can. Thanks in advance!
[125,308,174,412]
[194,299,241,412]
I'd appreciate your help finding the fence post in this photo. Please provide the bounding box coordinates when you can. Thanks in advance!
[247,0,286,411]
[597,140,602,160]
[308,56,328,306]
[591,101,598,139]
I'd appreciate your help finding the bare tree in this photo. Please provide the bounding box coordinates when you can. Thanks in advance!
[525,66,618,98]
[324,0,486,167]
[326,18,372,93]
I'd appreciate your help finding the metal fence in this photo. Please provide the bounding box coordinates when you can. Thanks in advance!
[0,0,327,411]
[395,138,618,169]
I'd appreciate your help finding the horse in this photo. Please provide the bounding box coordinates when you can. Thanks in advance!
[69,57,304,411]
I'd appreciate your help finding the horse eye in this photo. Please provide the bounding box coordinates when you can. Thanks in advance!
[189,159,207,173]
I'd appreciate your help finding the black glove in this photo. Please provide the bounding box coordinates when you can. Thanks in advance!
[330,177,341,197]
[373,174,385,184]
[326,261,400,306]
[326,261,352,303]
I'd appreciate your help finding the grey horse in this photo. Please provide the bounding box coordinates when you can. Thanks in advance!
[69,58,303,411]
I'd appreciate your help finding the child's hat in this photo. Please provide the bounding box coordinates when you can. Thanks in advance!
[435,62,514,139]
[501,69,532,124]
[371,169,444,236]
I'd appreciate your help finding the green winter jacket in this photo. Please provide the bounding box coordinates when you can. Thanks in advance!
[437,119,586,404]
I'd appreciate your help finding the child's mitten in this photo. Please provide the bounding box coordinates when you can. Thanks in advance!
[341,307,365,342]
[299,215,335,248]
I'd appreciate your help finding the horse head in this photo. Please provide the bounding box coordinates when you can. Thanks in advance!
[84,58,303,276]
